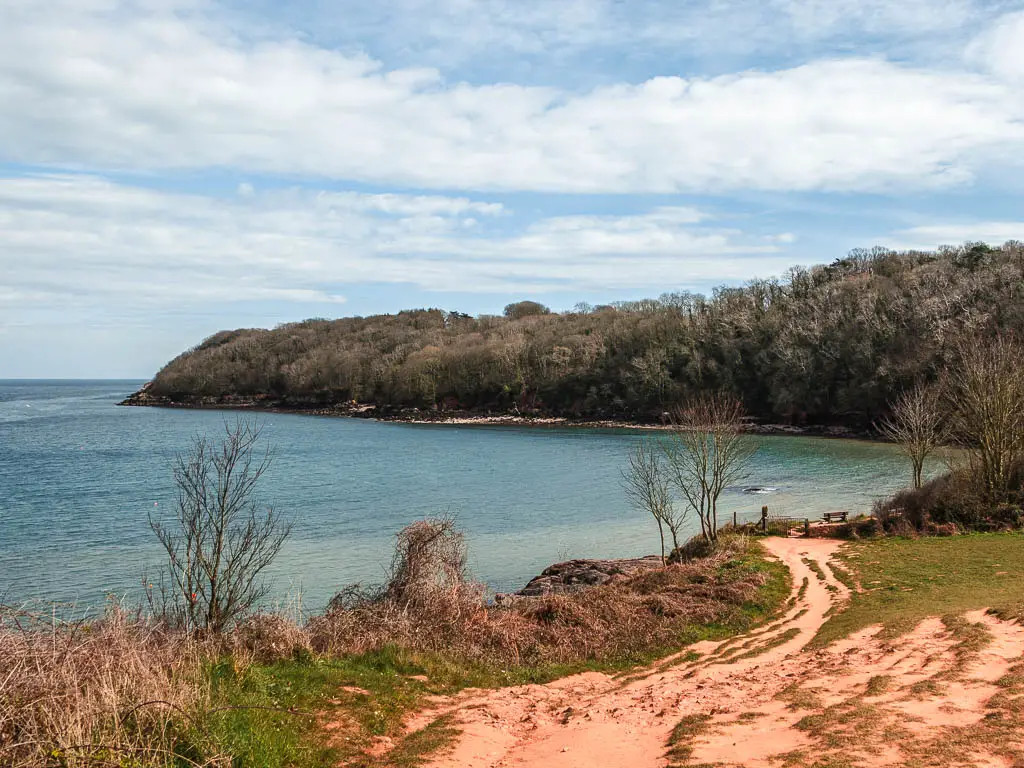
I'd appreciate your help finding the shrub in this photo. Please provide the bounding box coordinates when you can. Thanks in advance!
[229,613,311,663]
[148,419,291,634]
[669,535,717,562]
[310,528,771,667]
[832,517,881,540]
[0,603,209,767]
[308,517,485,656]
[872,464,1024,534]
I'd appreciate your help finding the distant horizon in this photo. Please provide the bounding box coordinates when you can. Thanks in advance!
[0,378,149,383]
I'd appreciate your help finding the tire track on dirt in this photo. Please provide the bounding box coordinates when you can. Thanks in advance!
[396,537,1024,768]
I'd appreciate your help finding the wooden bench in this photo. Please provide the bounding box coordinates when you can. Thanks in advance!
[823,511,848,524]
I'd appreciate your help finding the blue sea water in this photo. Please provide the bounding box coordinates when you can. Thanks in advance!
[0,380,939,611]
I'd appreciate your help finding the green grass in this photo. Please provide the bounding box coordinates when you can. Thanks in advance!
[726,627,800,663]
[194,646,628,768]
[180,540,792,768]
[825,561,856,592]
[802,558,826,582]
[863,675,892,697]
[381,715,460,768]
[193,649,458,767]
[666,713,713,765]
[191,647,580,768]
[776,682,825,711]
[815,532,1024,646]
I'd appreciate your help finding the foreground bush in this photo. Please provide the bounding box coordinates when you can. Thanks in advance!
[872,464,1024,535]
[306,521,783,667]
[0,604,210,767]
[1,522,787,766]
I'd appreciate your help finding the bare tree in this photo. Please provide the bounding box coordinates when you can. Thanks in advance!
[662,395,756,543]
[148,420,290,633]
[621,440,684,564]
[876,381,948,489]
[947,336,1024,500]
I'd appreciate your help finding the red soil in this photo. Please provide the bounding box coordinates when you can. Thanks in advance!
[396,537,1024,768]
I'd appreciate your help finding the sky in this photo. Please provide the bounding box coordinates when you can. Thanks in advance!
[2,0,1024,378]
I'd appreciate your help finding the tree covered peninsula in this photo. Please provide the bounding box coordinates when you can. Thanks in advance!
[129,242,1024,429]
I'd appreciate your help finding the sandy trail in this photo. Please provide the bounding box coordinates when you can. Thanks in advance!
[400,537,1024,768]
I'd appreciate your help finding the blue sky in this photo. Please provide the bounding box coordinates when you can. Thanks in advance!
[1,0,1023,378]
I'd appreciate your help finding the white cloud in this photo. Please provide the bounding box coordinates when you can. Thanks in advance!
[311,191,505,217]
[967,10,1024,82]
[892,222,1024,249]
[0,174,797,326]
[1,3,1023,194]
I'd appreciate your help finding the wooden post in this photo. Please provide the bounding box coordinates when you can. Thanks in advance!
[761,505,769,532]
[804,519,810,537]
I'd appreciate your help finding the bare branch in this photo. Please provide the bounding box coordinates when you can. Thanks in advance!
[661,394,756,543]
[876,381,948,489]
[621,440,678,564]
[147,418,290,633]
[946,335,1024,500]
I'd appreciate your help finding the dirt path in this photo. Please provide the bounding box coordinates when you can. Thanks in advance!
[403,537,1024,768]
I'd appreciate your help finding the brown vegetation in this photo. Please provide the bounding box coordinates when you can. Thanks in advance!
[143,242,1024,429]
[872,335,1024,536]
[873,464,1024,535]
[876,381,947,489]
[0,604,209,768]
[307,519,773,666]
[0,519,780,766]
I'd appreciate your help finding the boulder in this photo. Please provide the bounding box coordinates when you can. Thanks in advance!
[513,555,663,597]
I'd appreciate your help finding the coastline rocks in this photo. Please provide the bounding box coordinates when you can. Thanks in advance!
[118,382,167,407]
[116,389,874,439]
[495,555,663,604]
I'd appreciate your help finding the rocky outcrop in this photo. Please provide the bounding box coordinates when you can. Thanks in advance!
[118,382,168,407]
[493,556,663,605]
[117,385,873,438]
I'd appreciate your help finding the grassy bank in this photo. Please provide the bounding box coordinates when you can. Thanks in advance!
[815,532,1024,646]
[200,538,790,767]
[1,537,788,768]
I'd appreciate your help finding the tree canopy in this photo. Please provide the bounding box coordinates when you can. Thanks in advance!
[148,241,1024,428]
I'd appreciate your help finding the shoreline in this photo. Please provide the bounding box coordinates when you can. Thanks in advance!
[118,390,874,440]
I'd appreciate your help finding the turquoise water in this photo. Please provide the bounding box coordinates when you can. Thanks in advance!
[0,381,941,611]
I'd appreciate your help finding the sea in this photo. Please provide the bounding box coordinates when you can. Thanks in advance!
[0,380,943,612]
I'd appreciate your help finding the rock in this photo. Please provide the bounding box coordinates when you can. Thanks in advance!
[513,556,663,597]
[118,382,168,407]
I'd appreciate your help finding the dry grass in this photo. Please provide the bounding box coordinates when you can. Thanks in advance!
[0,603,213,767]
[307,523,780,667]
[0,521,787,767]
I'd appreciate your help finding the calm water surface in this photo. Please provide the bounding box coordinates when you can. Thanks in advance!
[0,380,942,610]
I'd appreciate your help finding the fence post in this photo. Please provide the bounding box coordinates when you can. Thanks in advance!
[761,505,769,532]
[804,519,810,537]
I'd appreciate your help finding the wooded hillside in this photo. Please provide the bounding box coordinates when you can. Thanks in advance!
[145,242,1024,428]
